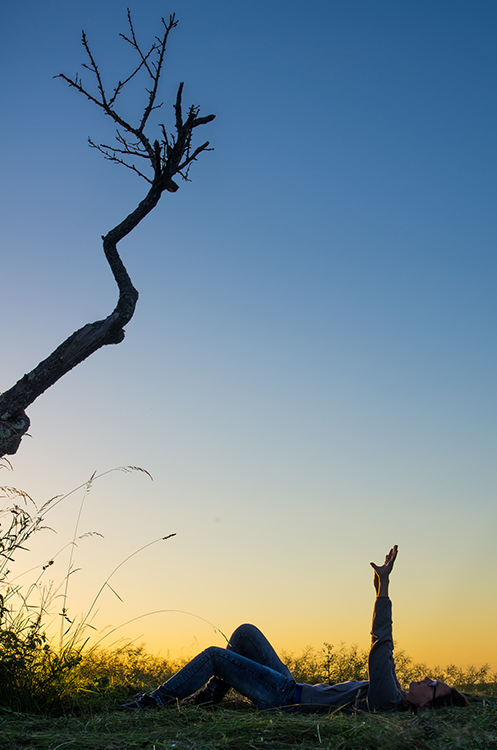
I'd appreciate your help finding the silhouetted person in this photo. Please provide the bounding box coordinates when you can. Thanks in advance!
[120,546,468,712]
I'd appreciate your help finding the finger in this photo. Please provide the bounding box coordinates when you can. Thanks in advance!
[387,546,397,562]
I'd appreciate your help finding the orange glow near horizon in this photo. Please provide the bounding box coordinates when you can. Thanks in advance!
[8,480,496,676]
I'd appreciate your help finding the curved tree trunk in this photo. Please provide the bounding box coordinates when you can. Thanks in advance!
[0,12,214,458]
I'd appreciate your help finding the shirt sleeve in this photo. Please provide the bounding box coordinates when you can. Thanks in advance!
[366,597,403,711]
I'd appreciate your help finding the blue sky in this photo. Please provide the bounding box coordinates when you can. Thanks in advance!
[1,0,496,667]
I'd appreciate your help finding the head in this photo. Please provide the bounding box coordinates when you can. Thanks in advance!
[405,677,469,711]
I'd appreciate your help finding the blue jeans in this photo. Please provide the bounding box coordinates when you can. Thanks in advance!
[151,623,297,710]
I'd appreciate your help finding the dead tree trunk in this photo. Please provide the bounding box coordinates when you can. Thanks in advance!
[0,12,214,457]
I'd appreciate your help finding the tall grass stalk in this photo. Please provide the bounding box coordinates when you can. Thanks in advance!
[0,463,176,712]
[80,533,177,636]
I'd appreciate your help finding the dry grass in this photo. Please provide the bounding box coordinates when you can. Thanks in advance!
[0,695,496,750]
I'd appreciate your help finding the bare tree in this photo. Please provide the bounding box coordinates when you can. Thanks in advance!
[0,11,215,457]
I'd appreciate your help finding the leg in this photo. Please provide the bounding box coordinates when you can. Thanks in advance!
[227,624,293,678]
[151,646,296,710]
[196,623,293,704]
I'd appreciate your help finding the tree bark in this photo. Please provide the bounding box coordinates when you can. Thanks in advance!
[0,13,214,457]
[0,182,164,455]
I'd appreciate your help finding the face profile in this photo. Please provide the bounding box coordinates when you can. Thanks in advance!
[406,677,451,708]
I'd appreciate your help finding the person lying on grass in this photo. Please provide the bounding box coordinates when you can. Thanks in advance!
[120,545,468,713]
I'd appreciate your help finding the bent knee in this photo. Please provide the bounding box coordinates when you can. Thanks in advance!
[230,623,261,640]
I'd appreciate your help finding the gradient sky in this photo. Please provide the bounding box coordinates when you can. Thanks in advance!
[1,0,496,671]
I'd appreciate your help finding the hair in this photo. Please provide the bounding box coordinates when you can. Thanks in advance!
[431,687,469,709]
[403,685,469,712]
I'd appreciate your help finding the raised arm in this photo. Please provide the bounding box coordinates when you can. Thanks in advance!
[367,545,403,711]
[370,545,398,598]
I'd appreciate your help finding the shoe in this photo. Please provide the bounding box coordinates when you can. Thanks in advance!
[182,677,229,707]
[182,690,214,706]
[118,693,158,711]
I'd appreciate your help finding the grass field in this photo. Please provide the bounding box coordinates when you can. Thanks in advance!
[1,693,497,750]
[2,469,497,748]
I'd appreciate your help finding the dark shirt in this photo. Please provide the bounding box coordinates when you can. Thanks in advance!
[298,597,404,713]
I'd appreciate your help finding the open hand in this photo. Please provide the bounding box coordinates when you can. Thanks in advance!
[370,545,398,596]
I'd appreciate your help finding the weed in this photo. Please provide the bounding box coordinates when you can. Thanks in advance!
[281,641,497,693]
[0,463,170,713]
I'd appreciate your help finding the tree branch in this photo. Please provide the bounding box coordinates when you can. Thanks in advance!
[0,11,215,457]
